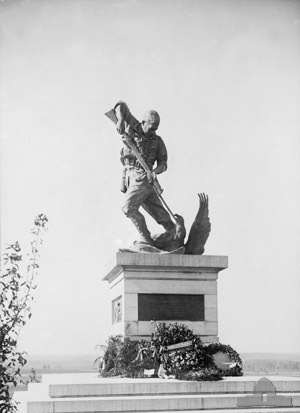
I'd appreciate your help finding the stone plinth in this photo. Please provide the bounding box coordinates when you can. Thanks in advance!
[102,252,228,343]
[13,373,300,413]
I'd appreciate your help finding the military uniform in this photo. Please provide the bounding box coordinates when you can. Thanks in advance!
[114,101,174,243]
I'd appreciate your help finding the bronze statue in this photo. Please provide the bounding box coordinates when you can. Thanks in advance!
[105,101,211,255]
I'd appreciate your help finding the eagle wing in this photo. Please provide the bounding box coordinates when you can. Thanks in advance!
[184,193,211,255]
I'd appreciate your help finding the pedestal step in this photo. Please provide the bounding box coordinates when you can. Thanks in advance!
[13,373,300,413]
[48,377,300,398]
[26,393,300,413]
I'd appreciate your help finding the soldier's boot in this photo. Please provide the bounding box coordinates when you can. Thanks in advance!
[128,210,153,245]
[152,218,178,250]
[163,220,176,231]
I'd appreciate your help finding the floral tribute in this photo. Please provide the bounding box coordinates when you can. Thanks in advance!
[98,322,243,381]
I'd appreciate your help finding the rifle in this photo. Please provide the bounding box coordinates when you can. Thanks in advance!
[105,109,176,222]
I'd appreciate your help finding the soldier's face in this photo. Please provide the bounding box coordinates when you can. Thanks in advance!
[142,120,159,137]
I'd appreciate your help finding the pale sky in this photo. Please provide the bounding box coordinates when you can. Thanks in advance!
[1,0,300,356]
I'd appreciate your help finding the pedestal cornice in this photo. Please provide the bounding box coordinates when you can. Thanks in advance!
[103,252,228,283]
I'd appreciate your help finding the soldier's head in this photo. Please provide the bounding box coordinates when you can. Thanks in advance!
[142,110,160,137]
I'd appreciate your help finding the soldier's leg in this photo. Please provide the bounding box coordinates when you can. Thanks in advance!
[142,189,175,230]
[122,184,153,244]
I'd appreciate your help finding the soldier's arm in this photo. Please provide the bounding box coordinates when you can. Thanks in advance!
[153,164,166,175]
[153,136,168,176]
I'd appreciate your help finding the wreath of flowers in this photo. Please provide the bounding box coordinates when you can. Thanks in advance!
[99,323,243,380]
[204,342,243,376]
[151,322,243,378]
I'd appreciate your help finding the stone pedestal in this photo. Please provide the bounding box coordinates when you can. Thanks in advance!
[14,373,300,413]
[103,252,227,343]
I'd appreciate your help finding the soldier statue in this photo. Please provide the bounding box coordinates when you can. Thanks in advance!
[106,101,211,255]
[113,101,175,246]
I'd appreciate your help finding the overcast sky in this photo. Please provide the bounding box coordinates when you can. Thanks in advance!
[1,0,300,356]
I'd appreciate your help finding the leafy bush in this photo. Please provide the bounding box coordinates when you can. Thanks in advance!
[0,214,48,412]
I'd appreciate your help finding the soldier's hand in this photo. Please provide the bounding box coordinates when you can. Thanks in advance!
[116,118,125,134]
[135,171,155,184]
[147,171,156,185]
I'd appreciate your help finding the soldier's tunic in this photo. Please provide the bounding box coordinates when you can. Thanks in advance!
[114,102,174,230]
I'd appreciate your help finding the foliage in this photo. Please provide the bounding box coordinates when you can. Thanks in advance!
[99,336,156,378]
[101,335,124,374]
[0,214,48,413]
[99,322,243,381]
[176,367,223,381]
[94,344,107,372]
[167,342,206,375]
[151,322,205,374]
[151,321,197,348]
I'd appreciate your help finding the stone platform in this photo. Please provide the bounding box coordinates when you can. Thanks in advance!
[14,373,300,413]
[103,253,228,343]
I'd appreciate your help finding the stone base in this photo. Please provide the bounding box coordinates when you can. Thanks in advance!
[103,252,228,343]
[13,373,300,413]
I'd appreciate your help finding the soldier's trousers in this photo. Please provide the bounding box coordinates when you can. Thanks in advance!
[122,175,174,230]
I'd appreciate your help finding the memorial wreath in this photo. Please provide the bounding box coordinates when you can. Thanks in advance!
[98,322,243,381]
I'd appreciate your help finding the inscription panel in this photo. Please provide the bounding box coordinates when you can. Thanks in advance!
[138,293,205,321]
